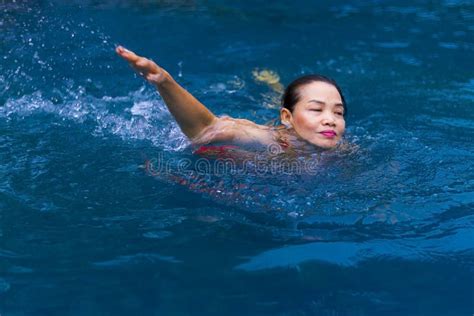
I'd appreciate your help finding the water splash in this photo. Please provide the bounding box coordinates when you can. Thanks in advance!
[1,86,189,151]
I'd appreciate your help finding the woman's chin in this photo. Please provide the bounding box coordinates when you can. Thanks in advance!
[292,130,341,149]
[308,138,339,149]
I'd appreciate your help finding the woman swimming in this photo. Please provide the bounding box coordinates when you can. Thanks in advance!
[116,46,346,152]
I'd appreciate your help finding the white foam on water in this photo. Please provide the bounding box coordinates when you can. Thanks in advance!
[0,86,190,152]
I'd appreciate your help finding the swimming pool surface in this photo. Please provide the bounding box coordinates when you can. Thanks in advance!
[1,1,473,315]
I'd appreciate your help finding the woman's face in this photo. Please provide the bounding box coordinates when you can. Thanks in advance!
[281,81,346,148]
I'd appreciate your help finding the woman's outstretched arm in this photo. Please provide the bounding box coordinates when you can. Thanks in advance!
[116,46,216,139]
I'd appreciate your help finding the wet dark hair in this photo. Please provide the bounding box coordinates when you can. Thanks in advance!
[282,74,347,116]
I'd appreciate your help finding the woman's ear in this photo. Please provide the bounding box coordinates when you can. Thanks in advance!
[280,108,293,127]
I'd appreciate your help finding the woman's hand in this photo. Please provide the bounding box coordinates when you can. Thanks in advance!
[116,46,169,86]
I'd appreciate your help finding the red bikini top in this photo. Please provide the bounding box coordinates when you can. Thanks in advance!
[194,145,239,157]
[194,138,290,157]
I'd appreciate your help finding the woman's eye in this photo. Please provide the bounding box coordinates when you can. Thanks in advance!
[310,109,322,112]
[335,112,344,116]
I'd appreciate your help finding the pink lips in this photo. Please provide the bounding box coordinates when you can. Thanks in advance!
[319,130,337,138]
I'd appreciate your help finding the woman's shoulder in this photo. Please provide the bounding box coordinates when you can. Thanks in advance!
[217,116,271,129]
[191,116,277,146]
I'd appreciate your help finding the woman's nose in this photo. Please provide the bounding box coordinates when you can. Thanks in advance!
[321,113,336,126]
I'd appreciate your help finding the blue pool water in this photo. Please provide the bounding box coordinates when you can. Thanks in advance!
[1,1,473,315]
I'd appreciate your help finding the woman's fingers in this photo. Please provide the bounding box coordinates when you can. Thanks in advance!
[116,45,139,62]
[116,45,165,84]
[116,45,160,74]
